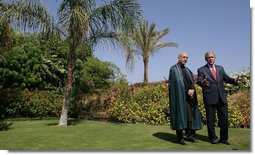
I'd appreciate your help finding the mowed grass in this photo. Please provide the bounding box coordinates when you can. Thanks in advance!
[0,119,250,151]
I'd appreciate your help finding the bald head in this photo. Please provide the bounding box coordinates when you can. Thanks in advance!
[178,52,188,58]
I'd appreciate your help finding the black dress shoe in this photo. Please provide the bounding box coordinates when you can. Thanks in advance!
[219,140,230,145]
[185,136,198,142]
[178,139,187,145]
[209,138,219,144]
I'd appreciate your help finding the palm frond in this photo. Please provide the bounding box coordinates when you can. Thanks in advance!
[58,0,94,42]
[90,0,143,35]
[0,0,52,32]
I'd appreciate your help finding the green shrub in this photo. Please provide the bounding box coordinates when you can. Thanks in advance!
[0,80,249,128]
[0,34,67,90]
[228,90,250,128]
[107,81,249,128]
[228,104,243,128]
[69,57,126,119]
[0,121,13,131]
[70,93,110,120]
[196,86,207,125]
[196,85,250,128]
[225,69,250,95]
[0,89,63,118]
[107,81,170,125]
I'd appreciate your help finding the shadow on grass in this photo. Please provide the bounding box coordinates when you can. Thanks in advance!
[152,132,178,144]
[195,133,209,142]
[153,132,209,143]
[46,119,81,126]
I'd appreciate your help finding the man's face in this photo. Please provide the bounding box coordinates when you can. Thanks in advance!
[178,53,188,65]
[206,53,215,65]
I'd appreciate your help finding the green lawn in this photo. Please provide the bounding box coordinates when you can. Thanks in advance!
[0,119,250,151]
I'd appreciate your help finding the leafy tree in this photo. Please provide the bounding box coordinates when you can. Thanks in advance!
[0,33,95,91]
[75,57,123,93]
[70,56,124,118]
[0,34,67,90]
[122,20,177,83]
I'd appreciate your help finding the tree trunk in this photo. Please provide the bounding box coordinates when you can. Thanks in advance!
[143,59,149,84]
[58,49,76,126]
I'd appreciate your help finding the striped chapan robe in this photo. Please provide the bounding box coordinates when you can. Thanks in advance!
[168,63,203,130]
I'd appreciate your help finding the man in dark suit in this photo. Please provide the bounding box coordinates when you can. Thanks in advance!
[197,51,242,145]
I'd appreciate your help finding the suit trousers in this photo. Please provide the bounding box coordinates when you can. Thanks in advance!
[205,99,228,141]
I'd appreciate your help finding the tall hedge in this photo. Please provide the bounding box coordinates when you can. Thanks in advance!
[107,81,170,125]
[106,81,250,128]
[0,82,250,128]
[0,89,62,118]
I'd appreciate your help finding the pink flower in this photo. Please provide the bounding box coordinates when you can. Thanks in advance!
[87,80,94,86]
[194,74,198,84]
[133,86,138,91]
[166,92,169,96]
[163,80,169,84]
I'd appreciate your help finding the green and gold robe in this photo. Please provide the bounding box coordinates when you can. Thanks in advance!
[168,63,203,130]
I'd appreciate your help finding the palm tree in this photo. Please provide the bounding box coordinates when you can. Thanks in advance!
[0,0,52,53]
[57,0,143,126]
[123,20,177,83]
[0,0,142,126]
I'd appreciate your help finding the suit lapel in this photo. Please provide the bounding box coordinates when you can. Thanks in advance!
[205,65,216,81]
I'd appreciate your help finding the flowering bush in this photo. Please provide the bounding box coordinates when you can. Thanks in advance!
[0,77,249,128]
[225,68,250,95]
[196,86,250,128]
[107,81,250,128]
[228,90,250,128]
[107,81,170,125]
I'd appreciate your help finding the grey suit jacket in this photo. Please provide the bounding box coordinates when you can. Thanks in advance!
[197,64,236,105]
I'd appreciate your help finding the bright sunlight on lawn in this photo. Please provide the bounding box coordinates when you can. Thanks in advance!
[0,119,250,151]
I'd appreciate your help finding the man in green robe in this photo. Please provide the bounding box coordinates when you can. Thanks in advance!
[168,52,203,145]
